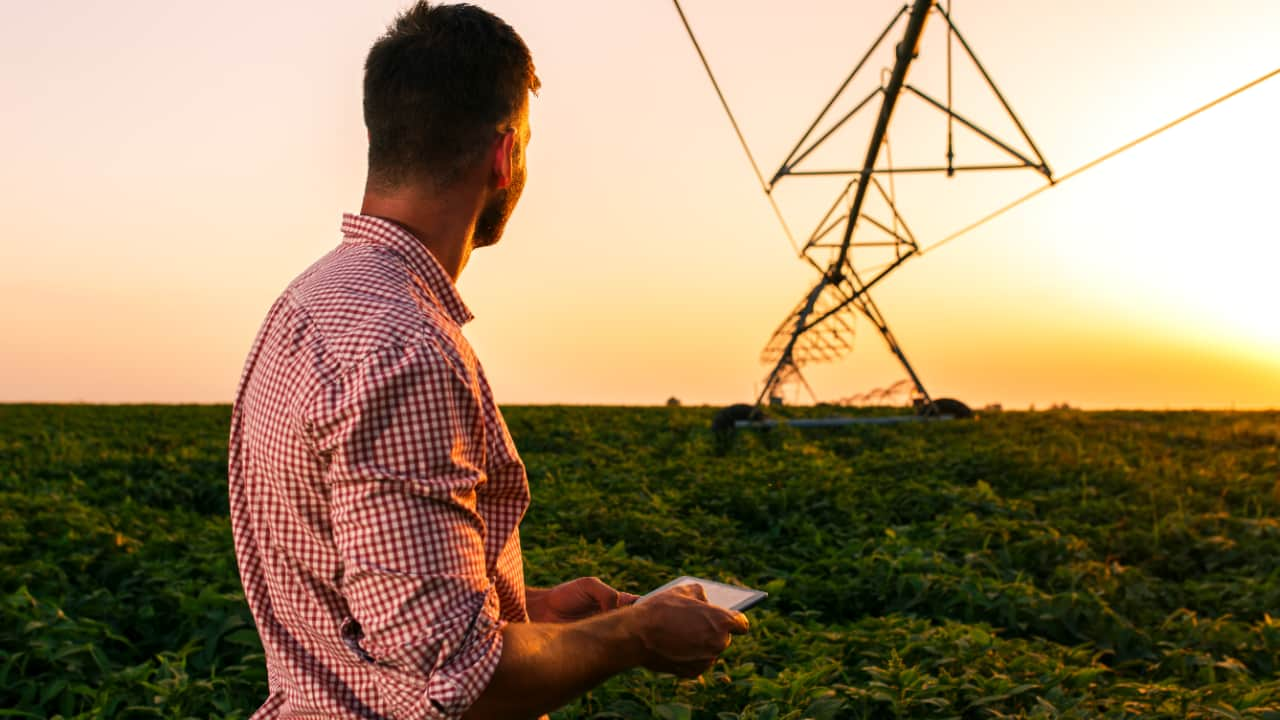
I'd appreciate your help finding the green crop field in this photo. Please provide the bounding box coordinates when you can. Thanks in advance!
[2,404,1278,719]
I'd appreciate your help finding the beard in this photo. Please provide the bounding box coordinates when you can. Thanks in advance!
[474,165,525,248]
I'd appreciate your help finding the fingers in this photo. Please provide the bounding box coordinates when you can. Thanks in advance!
[725,610,750,634]
[672,582,707,602]
[634,589,751,680]
[716,630,734,653]
[578,576,619,609]
[564,577,645,612]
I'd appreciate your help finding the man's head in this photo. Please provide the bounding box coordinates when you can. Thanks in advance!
[363,2,539,246]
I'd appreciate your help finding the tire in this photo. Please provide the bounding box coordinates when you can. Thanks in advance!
[711,403,765,435]
[920,397,973,419]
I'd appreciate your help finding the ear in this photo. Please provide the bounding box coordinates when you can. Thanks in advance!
[491,130,517,189]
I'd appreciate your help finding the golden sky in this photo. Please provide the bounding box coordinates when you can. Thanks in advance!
[1,0,1277,408]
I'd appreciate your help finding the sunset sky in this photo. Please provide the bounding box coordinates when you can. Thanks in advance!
[2,0,1277,408]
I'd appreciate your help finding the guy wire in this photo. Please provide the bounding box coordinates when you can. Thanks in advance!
[922,66,1280,255]
[672,0,804,258]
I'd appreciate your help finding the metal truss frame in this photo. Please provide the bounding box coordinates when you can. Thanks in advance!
[754,0,1053,409]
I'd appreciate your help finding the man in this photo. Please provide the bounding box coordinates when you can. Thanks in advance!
[227,3,749,719]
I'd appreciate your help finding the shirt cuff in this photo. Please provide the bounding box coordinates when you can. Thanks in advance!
[399,584,506,720]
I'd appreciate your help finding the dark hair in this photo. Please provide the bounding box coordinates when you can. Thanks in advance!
[363,2,539,189]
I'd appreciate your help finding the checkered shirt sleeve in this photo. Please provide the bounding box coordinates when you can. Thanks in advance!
[316,338,506,719]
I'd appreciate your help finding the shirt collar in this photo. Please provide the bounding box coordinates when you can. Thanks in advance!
[340,212,474,326]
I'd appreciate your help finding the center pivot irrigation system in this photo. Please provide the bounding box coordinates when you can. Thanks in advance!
[678,0,1050,430]
[673,0,1278,433]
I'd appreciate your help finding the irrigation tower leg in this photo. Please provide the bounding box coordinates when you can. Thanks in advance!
[756,0,934,409]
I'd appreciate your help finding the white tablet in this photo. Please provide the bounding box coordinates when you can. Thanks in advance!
[639,576,768,612]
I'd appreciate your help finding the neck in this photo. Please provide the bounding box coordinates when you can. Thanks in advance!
[358,177,486,281]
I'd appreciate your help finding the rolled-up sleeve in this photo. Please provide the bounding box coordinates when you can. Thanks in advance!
[321,338,504,719]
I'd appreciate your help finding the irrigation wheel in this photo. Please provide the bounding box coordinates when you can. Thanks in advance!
[711,403,766,435]
[919,397,974,419]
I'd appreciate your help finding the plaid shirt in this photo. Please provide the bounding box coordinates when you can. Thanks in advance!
[228,213,530,719]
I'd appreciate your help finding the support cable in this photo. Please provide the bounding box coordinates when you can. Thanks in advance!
[922,66,1280,255]
[672,0,804,257]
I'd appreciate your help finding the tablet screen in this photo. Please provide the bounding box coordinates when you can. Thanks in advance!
[641,576,767,611]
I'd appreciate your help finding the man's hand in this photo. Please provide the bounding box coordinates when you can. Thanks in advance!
[630,583,750,678]
[526,577,639,623]
[463,582,751,719]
